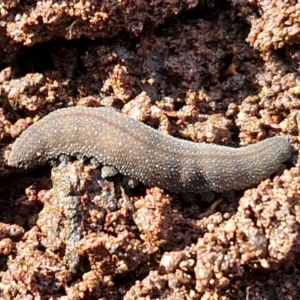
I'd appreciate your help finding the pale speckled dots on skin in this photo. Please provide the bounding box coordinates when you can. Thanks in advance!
[8,107,293,193]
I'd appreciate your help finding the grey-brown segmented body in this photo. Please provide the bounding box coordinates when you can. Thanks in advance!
[8,107,293,193]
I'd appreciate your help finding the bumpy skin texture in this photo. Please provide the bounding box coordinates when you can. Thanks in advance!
[8,107,293,193]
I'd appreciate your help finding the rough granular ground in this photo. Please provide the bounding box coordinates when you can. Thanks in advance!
[1,0,300,299]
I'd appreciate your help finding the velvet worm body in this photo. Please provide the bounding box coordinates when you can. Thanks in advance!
[8,107,293,193]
